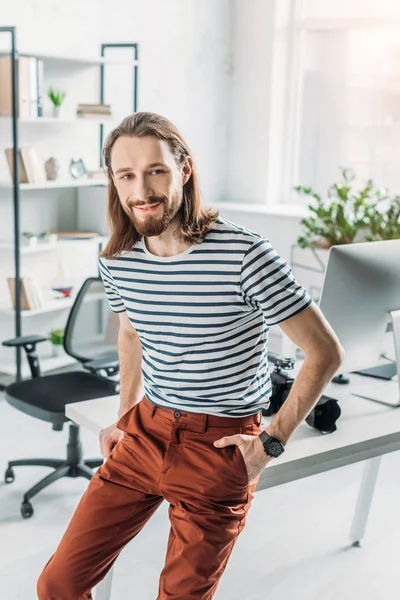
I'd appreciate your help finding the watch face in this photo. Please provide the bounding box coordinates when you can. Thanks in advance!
[267,440,283,458]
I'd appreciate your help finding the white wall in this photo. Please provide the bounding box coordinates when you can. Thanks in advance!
[226,0,276,204]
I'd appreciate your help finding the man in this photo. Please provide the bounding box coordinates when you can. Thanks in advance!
[37,112,344,600]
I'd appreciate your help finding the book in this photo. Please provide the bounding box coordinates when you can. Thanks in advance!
[20,147,47,184]
[36,59,44,117]
[56,230,100,239]
[76,103,112,116]
[0,56,35,118]
[22,278,37,309]
[27,278,44,309]
[7,277,33,310]
[4,148,30,183]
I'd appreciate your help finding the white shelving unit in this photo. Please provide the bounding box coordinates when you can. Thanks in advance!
[0,37,138,381]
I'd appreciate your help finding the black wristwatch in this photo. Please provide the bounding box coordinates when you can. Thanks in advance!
[258,431,285,459]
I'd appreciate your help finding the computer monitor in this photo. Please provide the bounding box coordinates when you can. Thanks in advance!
[318,240,400,407]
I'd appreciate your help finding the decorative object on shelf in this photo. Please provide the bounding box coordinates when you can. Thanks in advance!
[21,231,38,247]
[51,255,74,298]
[49,328,65,357]
[76,103,112,118]
[44,156,60,181]
[69,157,87,179]
[52,286,73,298]
[48,88,66,118]
[39,231,58,244]
[295,168,400,249]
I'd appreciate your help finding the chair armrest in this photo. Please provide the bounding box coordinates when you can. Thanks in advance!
[84,353,119,376]
[2,334,49,378]
[2,335,48,348]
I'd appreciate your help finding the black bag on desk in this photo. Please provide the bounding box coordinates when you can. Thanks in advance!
[263,353,341,434]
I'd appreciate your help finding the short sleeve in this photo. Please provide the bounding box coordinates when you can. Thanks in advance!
[98,258,126,313]
[240,238,313,326]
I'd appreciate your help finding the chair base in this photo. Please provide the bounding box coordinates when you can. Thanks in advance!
[5,422,103,518]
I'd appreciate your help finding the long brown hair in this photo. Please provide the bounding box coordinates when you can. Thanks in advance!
[100,112,219,259]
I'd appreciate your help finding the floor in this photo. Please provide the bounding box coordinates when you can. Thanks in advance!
[1,396,399,600]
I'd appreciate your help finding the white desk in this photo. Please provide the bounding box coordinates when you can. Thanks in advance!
[66,373,400,600]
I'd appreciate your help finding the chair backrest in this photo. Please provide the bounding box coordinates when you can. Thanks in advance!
[63,277,119,365]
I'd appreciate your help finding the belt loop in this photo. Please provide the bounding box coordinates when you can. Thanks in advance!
[151,404,157,418]
[257,411,262,426]
[202,413,208,432]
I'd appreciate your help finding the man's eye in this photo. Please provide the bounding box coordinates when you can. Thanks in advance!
[151,169,164,175]
[122,174,133,180]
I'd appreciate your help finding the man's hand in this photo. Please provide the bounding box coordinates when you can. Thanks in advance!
[213,433,272,483]
[99,423,124,458]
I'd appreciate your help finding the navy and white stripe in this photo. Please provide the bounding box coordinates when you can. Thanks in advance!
[99,216,312,417]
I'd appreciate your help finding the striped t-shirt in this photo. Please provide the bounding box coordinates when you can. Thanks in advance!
[99,216,312,417]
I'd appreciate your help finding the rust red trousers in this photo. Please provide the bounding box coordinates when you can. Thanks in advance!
[37,396,263,599]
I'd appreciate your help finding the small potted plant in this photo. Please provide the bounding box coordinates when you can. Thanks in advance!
[49,328,65,357]
[48,88,66,118]
[40,231,58,245]
[21,231,38,247]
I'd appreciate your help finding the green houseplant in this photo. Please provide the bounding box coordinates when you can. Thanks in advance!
[48,88,66,118]
[294,168,400,249]
[49,328,65,357]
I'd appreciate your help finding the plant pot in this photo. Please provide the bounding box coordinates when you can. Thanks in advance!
[42,234,58,245]
[310,240,333,249]
[51,344,63,357]
[22,236,38,247]
[52,105,61,118]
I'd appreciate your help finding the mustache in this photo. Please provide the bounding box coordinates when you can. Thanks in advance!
[127,196,165,209]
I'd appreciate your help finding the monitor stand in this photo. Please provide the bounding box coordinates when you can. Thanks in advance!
[351,309,400,407]
[354,362,397,380]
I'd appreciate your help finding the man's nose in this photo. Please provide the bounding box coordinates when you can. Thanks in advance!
[132,177,154,203]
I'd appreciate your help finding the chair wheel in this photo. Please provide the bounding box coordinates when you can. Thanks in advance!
[21,501,34,519]
[5,467,15,484]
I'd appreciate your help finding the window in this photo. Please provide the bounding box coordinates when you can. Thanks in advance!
[276,0,400,203]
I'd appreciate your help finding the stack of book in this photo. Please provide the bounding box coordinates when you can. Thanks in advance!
[0,56,44,118]
[7,277,45,310]
[76,103,112,119]
[5,147,47,184]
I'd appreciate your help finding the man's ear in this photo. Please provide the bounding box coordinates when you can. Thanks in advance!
[182,157,193,185]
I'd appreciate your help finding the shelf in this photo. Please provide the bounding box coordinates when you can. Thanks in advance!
[0,179,107,190]
[0,291,106,317]
[0,236,107,253]
[0,51,139,67]
[0,297,74,317]
[0,353,77,377]
[0,116,117,125]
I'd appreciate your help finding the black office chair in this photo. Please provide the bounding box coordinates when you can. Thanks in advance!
[2,277,120,518]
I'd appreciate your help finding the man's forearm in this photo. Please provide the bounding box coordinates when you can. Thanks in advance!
[118,331,144,419]
[266,352,343,445]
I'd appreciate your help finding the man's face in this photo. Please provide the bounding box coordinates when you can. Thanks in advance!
[110,135,191,237]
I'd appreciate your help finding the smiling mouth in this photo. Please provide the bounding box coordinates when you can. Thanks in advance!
[134,202,161,212]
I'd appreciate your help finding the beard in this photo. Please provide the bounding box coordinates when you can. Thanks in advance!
[125,189,183,237]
